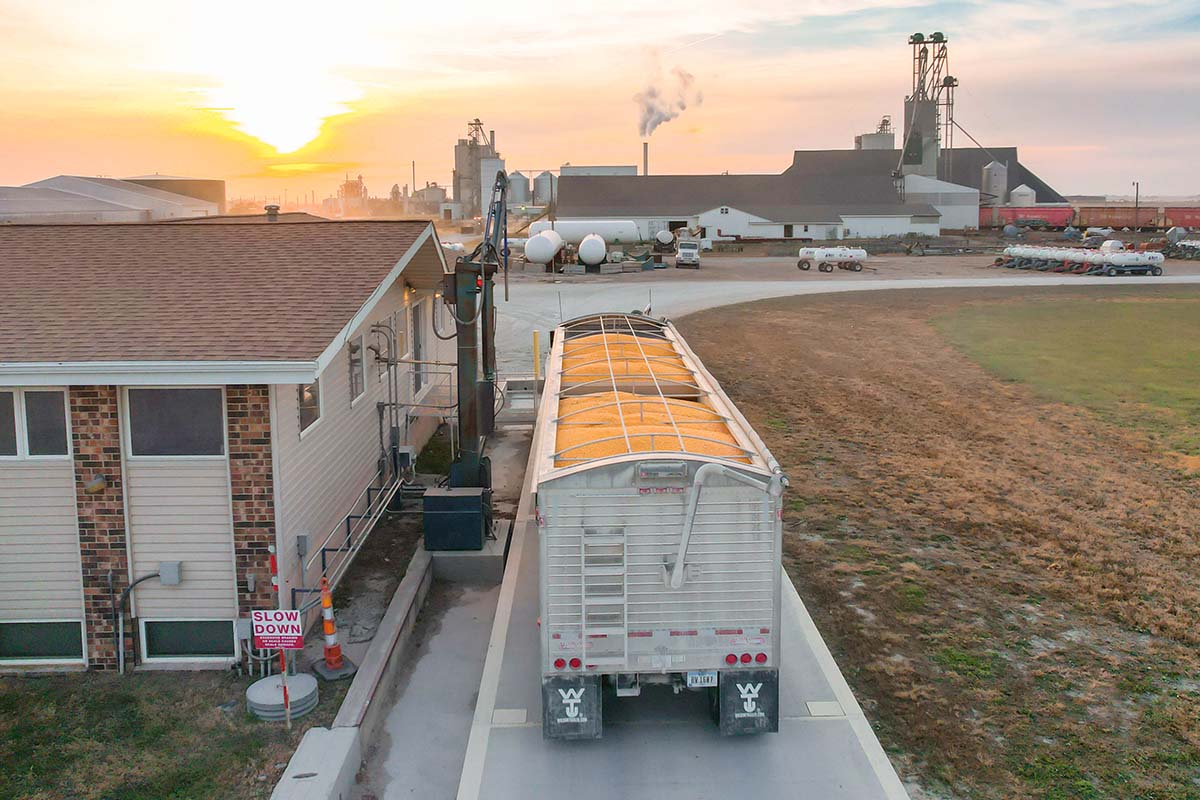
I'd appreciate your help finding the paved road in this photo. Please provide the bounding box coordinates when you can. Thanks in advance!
[495,274,1200,372]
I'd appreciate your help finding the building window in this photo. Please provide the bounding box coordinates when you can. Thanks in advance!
[348,336,365,402]
[0,389,69,459]
[298,380,321,432]
[143,620,236,659]
[0,392,15,456]
[128,388,224,456]
[25,390,69,456]
[803,225,809,233]
[719,207,729,215]
[0,621,84,661]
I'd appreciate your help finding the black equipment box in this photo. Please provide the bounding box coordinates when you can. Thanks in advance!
[423,487,489,551]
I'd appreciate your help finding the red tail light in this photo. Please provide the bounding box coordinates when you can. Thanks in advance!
[740,653,752,664]
[553,658,566,670]
[568,657,582,670]
[725,653,737,665]
[755,652,767,664]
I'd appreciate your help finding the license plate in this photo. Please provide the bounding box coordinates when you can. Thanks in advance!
[686,670,718,688]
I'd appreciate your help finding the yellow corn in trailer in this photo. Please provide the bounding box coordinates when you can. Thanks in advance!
[534,312,787,739]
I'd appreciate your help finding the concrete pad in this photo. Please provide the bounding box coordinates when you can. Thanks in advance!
[271,726,360,800]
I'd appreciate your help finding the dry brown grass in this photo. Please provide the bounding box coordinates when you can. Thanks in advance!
[678,286,1200,800]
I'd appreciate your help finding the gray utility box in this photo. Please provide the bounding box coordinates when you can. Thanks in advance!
[542,675,602,740]
[717,669,779,736]
[423,487,489,551]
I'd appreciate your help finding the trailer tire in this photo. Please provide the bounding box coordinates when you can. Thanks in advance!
[1106,266,1118,277]
[1152,266,1163,276]
[797,260,810,271]
[851,262,863,272]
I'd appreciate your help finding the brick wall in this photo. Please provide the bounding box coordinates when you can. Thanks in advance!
[227,385,277,614]
[70,386,129,670]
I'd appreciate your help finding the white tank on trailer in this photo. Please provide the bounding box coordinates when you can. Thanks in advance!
[525,230,564,265]
[654,229,675,246]
[577,233,607,265]
[529,219,642,245]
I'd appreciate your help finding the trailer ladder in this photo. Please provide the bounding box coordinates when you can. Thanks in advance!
[581,527,628,667]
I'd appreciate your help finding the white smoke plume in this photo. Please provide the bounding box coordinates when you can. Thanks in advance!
[634,66,703,138]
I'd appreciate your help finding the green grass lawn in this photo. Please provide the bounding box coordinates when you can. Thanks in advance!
[934,294,1200,456]
[0,670,349,800]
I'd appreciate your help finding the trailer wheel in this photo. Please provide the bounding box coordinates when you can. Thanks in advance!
[1152,266,1163,276]
[797,260,810,271]
[1106,266,1118,277]
[851,262,863,272]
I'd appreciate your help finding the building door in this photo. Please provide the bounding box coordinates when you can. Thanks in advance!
[411,300,426,393]
[122,387,238,663]
[783,225,794,238]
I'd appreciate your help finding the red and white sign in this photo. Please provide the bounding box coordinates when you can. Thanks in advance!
[251,609,304,649]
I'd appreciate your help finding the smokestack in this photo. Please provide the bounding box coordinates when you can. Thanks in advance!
[489,130,496,150]
[264,204,280,222]
[643,142,649,176]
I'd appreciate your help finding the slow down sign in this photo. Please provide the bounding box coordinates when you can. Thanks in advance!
[251,609,304,649]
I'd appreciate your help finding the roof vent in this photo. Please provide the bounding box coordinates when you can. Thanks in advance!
[264,204,280,222]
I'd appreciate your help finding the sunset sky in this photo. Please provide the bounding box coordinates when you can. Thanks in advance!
[1,1,1197,203]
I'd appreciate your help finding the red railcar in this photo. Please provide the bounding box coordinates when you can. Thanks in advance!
[1073,206,1161,229]
[979,205,1075,229]
[1163,207,1200,228]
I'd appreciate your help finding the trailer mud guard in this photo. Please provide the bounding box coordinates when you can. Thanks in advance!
[716,669,779,736]
[542,675,603,740]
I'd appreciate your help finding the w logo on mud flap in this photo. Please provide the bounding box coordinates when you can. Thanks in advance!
[558,687,585,719]
[736,682,763,714]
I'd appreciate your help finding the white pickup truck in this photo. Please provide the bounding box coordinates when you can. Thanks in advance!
[675,239,701,268]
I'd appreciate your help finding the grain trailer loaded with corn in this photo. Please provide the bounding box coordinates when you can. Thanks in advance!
[534,312,788,739]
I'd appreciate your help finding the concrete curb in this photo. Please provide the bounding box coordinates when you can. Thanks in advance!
[271,547,435,800]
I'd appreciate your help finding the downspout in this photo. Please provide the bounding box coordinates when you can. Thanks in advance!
[667,463,785,590]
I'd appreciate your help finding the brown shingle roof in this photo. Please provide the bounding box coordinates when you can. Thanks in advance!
[0,221,432,364]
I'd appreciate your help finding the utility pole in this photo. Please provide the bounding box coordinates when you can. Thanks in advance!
[1132,181,1140,231]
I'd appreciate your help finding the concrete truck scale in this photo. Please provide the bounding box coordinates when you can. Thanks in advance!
[534,312,788,739]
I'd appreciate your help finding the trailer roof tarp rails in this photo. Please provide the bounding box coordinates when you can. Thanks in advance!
[533,312,787,738]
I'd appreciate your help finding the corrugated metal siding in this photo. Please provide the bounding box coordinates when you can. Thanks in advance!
[273,280,455,595]
[125,459,237,617]
[0,462,83,620]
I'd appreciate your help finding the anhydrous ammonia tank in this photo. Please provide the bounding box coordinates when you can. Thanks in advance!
[655,229,675,246]
[525,231,564,265]
[577,233,607,266]
[529,219,642,245]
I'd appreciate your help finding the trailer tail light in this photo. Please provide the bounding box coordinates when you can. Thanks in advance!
[740,653,752,664]
[755,652,768,664]
[554,658,566,670]
[568,657,582,670]
[725,653,738,665]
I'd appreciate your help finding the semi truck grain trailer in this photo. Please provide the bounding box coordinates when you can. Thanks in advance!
[534,312,787,739]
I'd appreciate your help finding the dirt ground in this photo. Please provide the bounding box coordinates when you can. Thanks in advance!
[509,252,1200,285]
[676,287,1200,800]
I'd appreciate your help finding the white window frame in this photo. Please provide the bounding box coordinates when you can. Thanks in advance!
[348,335,366,407]
[0,618,87,666]
[298,378,323,439]
[122,386,228,462]
[138,617,240,664]
[0,387,72,462]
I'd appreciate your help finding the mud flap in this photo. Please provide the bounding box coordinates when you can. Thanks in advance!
[542,675,603,740]
[718,669,779,736]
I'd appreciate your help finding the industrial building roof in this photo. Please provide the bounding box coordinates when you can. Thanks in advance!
[159,211,329,224]
[26,175,209,207]
[785,147,1066,204]
[0,186,134,214]
[0,221,443,368]
[555,172,937,222]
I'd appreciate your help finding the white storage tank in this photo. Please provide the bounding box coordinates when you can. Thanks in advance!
[1009,183,1037,206]
[533,171,558,206]
[525,230,564,264]
[508,172,531,205]
[529,219,642,245]
[981,161,1008,206]
[577,233,607,265]
[655,229,675,246]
